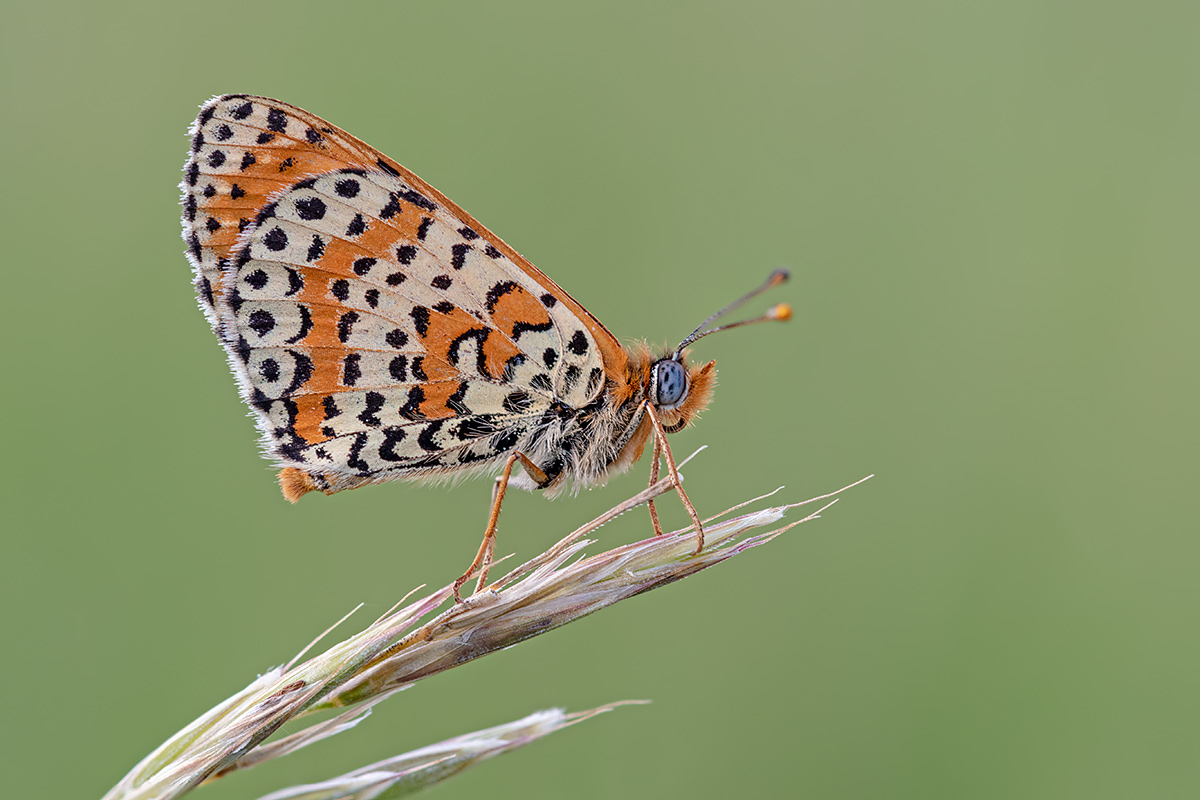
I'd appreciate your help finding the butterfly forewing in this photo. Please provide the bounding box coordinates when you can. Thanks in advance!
[182,95,613,485]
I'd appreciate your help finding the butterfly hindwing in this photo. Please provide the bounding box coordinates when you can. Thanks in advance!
[182,95,615,484]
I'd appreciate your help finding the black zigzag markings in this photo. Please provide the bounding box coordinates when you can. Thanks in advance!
[347,432,370,473]
[379,427,407,461]
[447,328,491,377]
[418,420,445,452]
[358,392,385,426]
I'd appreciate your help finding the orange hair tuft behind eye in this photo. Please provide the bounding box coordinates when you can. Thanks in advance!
[680,360,717,421]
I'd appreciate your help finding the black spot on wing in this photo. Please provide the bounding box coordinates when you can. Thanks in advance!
[411,306,430,337]
[379,427,407,461]
[322,395,341,419]
[295,196,326,220]
[247,309,275,337]
[485,281,519,313]
[343,353,362,386]
[263,226,288,251]
[358,391,385,426]
[306,234,325,262]
[418,420,445,452]
[400,386,425,420]
[399,188,436,211]
[337,311,359,343]
[379,192,404,219]
[568,330,589,356]
[259,358,280,383]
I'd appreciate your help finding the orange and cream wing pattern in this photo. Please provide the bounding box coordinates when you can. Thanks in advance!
[180,95,615,490]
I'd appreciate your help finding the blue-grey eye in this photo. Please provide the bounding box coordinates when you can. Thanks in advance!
[653,359,688,407]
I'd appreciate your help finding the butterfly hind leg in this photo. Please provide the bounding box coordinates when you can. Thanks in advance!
[643,403,705,554]
[452,451,548,602]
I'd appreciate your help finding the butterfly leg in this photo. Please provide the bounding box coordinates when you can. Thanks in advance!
[646,433,664,537]
[452,451,548,602]
[644,403,705,554]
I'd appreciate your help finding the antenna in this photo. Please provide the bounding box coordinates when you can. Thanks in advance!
[673,268,791,358]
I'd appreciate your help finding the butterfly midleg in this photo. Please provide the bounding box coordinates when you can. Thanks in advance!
[453,451,547,601]
[644,403,706,554]
[647,433,664,536]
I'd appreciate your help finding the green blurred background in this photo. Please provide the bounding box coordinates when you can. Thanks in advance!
[3,1,1197,797]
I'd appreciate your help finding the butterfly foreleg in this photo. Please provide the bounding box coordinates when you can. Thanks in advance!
[644,403,705,554]
[453,451,548,602]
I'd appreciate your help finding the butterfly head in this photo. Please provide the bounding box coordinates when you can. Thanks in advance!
[645,269,791,433]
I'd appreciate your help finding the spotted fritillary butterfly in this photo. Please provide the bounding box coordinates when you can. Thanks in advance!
[181,95,789,595]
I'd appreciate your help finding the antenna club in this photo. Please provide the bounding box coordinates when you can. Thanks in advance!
[769,268,791,285]
[769,303,792,322]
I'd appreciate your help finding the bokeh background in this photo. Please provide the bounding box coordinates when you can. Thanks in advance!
[3,1,1197,797]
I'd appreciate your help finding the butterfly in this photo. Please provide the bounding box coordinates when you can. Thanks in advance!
[180,95,790,598]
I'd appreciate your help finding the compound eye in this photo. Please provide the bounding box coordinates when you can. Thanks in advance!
[653,359,688,407]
